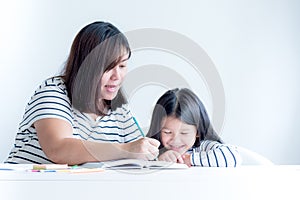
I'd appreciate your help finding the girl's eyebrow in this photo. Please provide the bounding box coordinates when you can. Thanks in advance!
[180,128,193,132]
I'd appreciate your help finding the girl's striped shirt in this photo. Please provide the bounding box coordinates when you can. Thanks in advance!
[189,140,242,167]
[5,77,143,164]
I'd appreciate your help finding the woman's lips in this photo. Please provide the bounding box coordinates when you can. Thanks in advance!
[105,85,118,93]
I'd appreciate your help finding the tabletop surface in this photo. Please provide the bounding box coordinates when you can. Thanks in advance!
[1,164,299,200]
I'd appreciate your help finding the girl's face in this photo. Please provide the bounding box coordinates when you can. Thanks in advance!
[160,116,197,154]
[100,53,129,100]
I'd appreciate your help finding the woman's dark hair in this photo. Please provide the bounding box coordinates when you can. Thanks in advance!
[147,88,222,149]
[62,21,131,115]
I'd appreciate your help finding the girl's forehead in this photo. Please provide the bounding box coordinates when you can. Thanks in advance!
[161,116,188,127]
[161,116,197,131]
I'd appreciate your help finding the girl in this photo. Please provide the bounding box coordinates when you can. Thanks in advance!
[147,88,241,167]
[5,21,159,165]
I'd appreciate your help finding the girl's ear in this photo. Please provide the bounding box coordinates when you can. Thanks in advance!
[193,133,200,147]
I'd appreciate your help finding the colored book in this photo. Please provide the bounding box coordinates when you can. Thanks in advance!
[32,164,69,170]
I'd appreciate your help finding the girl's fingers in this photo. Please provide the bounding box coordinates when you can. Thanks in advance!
[177,155,184,164]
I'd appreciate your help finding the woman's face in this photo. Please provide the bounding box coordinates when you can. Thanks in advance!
[100,53,129,100]
[160,116,197,154]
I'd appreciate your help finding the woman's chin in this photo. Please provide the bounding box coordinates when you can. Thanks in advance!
[102,93,118,101]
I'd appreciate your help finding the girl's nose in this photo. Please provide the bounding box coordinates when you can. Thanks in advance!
[170,134,180,144]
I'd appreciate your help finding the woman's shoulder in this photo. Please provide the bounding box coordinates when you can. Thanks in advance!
[41,76,66,89]
[28,76,69,104]
[110,104,131,117]
[36,76,68,94]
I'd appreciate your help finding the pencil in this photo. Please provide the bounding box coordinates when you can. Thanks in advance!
[133,117,145,137]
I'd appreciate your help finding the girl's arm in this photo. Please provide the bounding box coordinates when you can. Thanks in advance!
[184,140,242,167]
[35,118,159,165]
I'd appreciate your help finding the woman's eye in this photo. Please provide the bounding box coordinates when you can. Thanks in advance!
[119,65,127,68]
[162,131,171,134]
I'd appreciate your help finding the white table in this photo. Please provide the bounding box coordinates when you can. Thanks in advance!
[0,165,299,200]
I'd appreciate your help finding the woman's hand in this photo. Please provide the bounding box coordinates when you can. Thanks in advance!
[122,137,160,160]
[158,150,184,163]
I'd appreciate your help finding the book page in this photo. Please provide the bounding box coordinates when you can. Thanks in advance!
[100,159,188,169]
[102,159,145,169]
[145,160,188,169]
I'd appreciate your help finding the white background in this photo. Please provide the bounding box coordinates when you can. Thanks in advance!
[0,0,299,164]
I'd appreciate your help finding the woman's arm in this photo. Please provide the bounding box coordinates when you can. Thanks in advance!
[35,118,159,165]
[183,140,242,167]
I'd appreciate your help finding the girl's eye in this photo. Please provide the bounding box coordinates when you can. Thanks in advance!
[119,64,127,68]
[181,132,189,135]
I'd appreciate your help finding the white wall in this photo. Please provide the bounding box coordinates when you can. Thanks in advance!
[0,0,299,164]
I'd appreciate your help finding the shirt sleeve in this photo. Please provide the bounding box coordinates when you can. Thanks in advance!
[190,140,242,167]
[19,78,73,132]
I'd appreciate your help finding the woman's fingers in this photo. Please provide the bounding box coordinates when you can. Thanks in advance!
[147,137,160,148]
[125,138,160,160]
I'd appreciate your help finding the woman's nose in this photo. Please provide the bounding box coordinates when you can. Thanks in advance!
[110,67,121,80]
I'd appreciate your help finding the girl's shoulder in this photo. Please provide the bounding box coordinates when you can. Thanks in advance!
[200,139,222,145]
[197,140,239,152]
[197,140,223,151]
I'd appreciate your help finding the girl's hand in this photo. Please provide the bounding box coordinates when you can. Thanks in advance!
[182,153,192,167]
[158,150,184,163]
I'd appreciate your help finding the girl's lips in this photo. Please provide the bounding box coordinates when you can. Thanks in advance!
[169,145,186,152]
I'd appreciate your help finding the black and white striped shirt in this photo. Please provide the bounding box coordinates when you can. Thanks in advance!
[5,77,143,164]
[189,140,242,167]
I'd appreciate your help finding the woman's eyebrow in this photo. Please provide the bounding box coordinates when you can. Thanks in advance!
[119,53,130,62]
[120,57,129,62]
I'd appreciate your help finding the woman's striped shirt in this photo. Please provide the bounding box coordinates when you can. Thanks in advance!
[189,140,242,167]
[5,77,143,164]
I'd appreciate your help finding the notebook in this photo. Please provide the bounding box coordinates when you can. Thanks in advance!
[80,159,188,170]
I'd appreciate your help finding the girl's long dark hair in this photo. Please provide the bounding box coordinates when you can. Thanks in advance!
[62,21,131,115]
[147,88,222,149]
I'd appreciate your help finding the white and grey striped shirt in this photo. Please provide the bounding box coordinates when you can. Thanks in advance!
[5,77,143,164]
[189,140,242,167]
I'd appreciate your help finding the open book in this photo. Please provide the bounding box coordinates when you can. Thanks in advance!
[81,159,188,170]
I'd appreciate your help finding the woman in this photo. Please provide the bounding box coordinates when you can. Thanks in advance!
[5,21,159,165]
